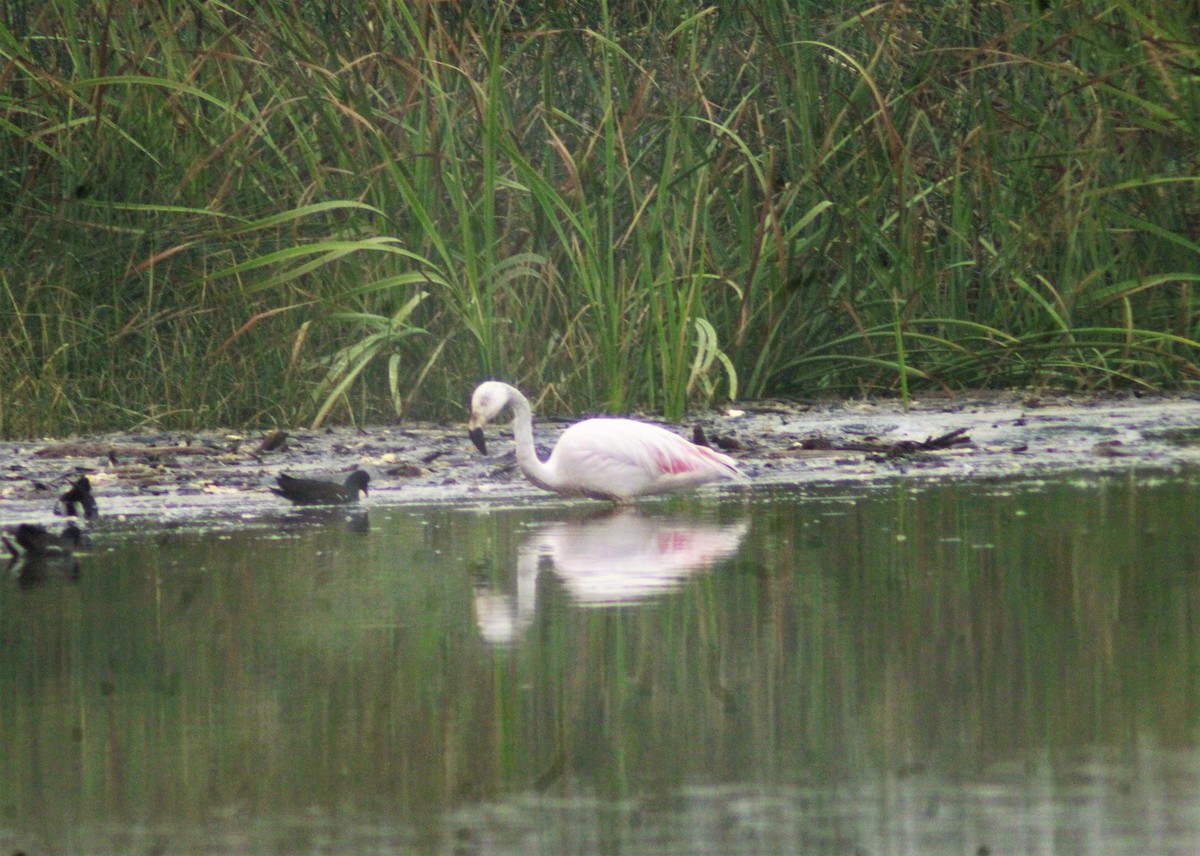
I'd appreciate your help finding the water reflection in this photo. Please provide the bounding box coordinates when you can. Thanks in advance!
[272,507,371,534]
[2,472,1199,855]
[446,738,1200,856]
[474,510,749,646]
[7,552,82,587]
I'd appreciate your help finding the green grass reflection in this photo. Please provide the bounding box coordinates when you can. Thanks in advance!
[2,473,1197,853]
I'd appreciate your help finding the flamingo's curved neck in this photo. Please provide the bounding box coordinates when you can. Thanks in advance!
[505,385,559,491]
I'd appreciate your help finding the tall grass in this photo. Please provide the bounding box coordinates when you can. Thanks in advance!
[1,0,1197,436]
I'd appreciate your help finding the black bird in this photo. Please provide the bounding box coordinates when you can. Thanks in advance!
[3,522,84,558]
[271,470,370,505]
[58,476,99,519]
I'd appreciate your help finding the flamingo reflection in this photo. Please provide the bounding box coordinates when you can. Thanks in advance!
[474,511,749,646]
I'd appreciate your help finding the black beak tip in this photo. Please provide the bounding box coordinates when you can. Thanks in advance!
[468,427,487,455]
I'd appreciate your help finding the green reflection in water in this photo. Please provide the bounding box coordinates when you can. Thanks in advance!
[1,471,1198,854]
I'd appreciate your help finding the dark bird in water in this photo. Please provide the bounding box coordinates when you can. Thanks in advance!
[271,470,370,505]
[3,521,84,558]
[58,476,99,519]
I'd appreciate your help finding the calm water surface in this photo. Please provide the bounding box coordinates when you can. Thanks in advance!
[2,471,1198,855]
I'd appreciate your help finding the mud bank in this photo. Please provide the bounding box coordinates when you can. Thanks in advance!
[2,392,1200,526]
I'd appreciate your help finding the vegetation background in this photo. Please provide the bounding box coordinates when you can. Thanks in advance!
[1,0,1197,437]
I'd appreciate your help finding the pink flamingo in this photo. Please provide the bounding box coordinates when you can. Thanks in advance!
[467,381,749,503]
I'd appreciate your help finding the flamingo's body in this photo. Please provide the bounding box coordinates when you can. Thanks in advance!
[467,381,748,503]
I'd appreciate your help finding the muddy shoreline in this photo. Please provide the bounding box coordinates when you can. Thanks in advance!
[3,392,1200,526]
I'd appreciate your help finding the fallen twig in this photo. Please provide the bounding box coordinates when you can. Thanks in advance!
[794,427,971,459]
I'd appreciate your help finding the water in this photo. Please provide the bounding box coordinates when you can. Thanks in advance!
[2,471,1198,855]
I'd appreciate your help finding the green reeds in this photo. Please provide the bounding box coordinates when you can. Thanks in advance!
[1,0,1197,436]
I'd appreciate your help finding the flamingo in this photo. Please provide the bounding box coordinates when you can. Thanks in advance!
[467,381,748,503]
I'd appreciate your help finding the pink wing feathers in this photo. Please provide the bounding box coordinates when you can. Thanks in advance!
[549,418,746,499]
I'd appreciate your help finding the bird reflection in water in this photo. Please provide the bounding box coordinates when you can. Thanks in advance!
[272,506,371,535]
[474,510,749,647]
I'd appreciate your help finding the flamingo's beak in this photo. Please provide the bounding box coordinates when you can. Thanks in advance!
[468,426,487,455]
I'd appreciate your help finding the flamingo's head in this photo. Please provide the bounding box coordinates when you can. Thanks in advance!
[467,381,514,455]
